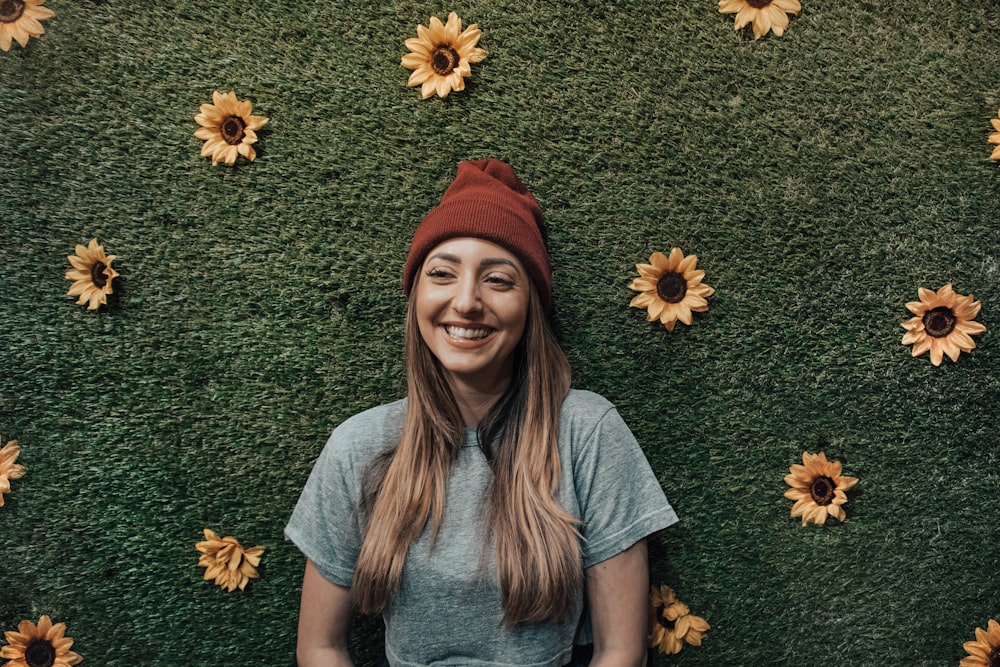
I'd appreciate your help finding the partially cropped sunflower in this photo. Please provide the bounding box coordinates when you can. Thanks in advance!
[196,529,264,592]
[401,12,487,99]
[0,437,26,507]
[988,110,1000,166]
[65,238,119,311]
[629,248,715,332]
[0,615,82,667]
[784,451,858,526]
[194,91,269,166]
[901,284,986,366]
[0,0,55,52]
[648,584,710,655]
[961,618,1000,667]
[718,0,801,40]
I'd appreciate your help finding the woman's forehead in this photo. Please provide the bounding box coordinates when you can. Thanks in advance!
[424,237,522,266]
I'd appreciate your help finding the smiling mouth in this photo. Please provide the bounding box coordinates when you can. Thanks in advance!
[445,325,493,340]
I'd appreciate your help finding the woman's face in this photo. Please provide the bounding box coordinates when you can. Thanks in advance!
[415,237,530,389]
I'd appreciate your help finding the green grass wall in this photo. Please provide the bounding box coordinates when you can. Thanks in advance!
[1,1,998,665]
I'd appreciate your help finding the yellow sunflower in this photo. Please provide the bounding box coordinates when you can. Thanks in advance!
[0,437,26,507]
[988,110,1000,166]
[0,0,55,52]
[962,619,1000,667]
[194,91,269,166]
[784,451,858,526]
[65,238,119,311]
[648,584,710,655]
[629,248,715,332]
[0,615,82,667]
[718,0,801,40]
[901,284,987,366]
[400,12,487,99]
[196,529,264,592]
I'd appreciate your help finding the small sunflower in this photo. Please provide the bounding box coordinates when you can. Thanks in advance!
[784,451,858,526]
[0,615,82,667]
[629,248,715,332]
[718,0,801,40]
[0,437,26,507]
[988,110,1000,166]
[961,619,1000,667]
[194,91,269,166]
[400,12,487,99]
[0,0,55,52]
[65,238,119,311]
[196,529,264,592]
[648,584,710,655]
[901,284,986,366]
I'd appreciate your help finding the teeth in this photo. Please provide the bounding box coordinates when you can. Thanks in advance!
[446,325,491,340]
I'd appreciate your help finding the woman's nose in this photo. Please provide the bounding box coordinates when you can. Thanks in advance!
[451,276,483,314]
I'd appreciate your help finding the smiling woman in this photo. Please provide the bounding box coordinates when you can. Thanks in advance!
[285,159,678,667]
[413,238,530,405]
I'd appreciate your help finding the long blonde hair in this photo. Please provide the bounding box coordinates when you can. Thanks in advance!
[352,283,581,625]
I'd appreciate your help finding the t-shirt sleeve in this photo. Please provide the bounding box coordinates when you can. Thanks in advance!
[571,402,679,569]
[284,426,366,587]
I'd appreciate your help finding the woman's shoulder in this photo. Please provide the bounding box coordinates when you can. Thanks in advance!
[559,389,623,434]
[558,389,639,460]
[561,388,616,417]
[321,398,406,462]
[335,398,407,434]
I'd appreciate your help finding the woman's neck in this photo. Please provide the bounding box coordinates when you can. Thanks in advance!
[446,373,512,427]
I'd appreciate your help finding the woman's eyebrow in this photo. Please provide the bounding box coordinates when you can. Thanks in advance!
[426,253,520,273]
[480,257,520,273]
[427,252,461,263]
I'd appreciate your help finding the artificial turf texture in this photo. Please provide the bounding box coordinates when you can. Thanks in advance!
[1,0,998,665]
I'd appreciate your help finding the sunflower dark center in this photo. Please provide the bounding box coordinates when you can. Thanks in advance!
[25,639,56,667]
[90,261,108,288]
[656,272,687,304]
[923,306,957,338]
[809,476,836,506]
[431,45,460,76]
[220,116,246,145]
[655,611,675,630]
[0,0,24,23]
[746,0,772,7]
[989,648,1000,667]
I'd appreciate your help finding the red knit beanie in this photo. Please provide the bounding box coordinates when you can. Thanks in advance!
[403,158,552,311]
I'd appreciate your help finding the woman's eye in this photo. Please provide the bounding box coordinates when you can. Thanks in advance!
[425,269,455,280]
[485,274,515,287]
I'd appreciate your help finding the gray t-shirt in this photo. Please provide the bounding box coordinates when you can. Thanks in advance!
[285,389,678,667]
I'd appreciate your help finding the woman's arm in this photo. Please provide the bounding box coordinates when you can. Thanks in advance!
[585,539,650,667]
[296,559,355,667]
